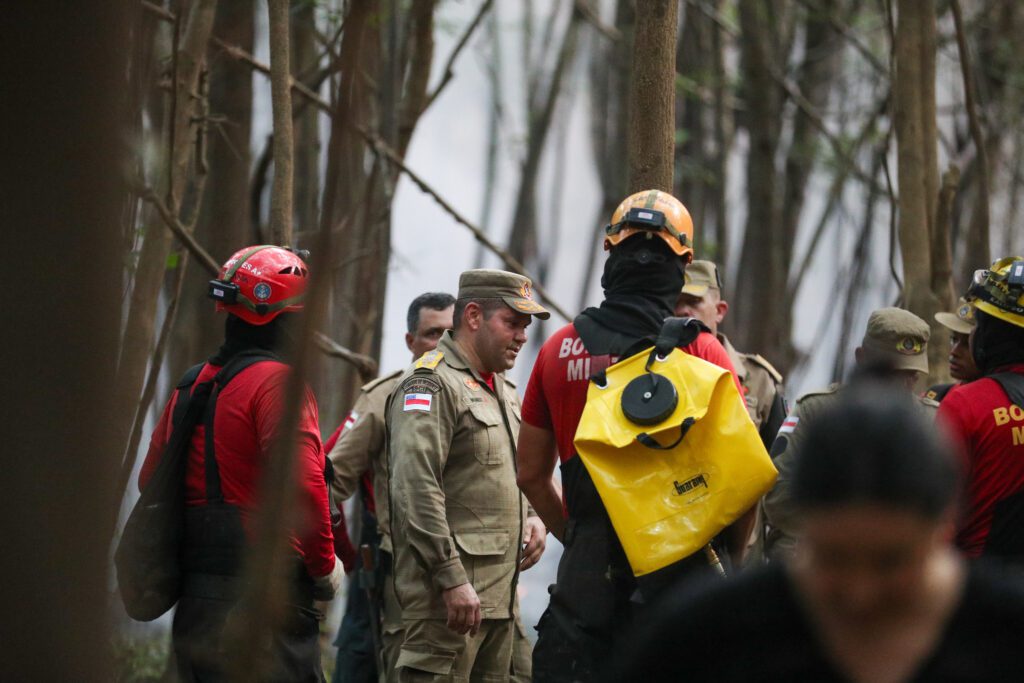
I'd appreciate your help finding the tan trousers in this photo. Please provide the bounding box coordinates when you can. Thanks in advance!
[391,618,514,682]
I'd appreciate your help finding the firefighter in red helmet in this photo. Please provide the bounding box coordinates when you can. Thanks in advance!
[138,245,341,681]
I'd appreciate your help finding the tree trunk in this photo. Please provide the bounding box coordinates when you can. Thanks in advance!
[172,0,255,382]
[292,0,321,238]
[627,0,678,192]
[3,2,129,677]
[113,0,218,459]
[675,0,712,254]
[894,0,946,384]
[268,0,294,246]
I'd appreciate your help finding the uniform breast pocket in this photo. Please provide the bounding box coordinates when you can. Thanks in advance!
[468,403,503,466]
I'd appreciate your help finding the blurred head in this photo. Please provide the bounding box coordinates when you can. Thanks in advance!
[791,386,961,627]
[674,260,728,335]
[452,269,548,373]
[854,308,931,391]
[405,292,455,359]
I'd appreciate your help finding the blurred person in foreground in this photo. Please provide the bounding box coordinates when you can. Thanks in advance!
[611,385,1024,682]
[940,256,1024,563]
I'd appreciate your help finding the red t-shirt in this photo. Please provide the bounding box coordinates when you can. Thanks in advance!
[139,360,335,578]
[938,364,1024,558]
[521,322,741,463]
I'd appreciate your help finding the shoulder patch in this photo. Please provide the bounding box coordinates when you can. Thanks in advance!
[744,353,783,384]
[401,375,442,396]
[796,383,840,404]
[415,350,444,370]
[918,394,940,409]
[362,369,402,393]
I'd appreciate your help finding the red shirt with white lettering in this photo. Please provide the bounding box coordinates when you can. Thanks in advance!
[139,360,335,578]
[938,364,1024,558]
[521,322,741,463]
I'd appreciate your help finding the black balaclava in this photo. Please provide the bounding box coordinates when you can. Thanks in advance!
[972,308,1024,374]
[576,234,686,355]
[210,312,295,366]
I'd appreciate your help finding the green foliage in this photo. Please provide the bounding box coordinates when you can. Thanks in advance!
[112,633,171,683]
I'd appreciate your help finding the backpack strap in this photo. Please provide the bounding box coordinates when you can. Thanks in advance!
[202,351,282,505]
[171,363,206,429]
[990,372,1024,408]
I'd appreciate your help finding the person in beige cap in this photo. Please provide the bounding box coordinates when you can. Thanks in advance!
[676,260,787,447]
[925,297,981,402]
[762,307,939,561]
[386,269,549,682]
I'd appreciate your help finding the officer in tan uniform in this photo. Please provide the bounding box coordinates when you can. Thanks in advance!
[675,260,786,565]
[387,269,549,682]
[328,292,455,681]
[675,260,787,443]
[763,307,939,561]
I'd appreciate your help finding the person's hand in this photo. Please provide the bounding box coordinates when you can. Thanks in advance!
[312,556,344,600]
[520,516,547,571]
[442,582,481,636]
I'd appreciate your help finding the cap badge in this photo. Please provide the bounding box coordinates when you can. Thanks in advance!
[254,282,272,301]
[897,337,922,355]
[520,282,533,300]
[958,303,974,322]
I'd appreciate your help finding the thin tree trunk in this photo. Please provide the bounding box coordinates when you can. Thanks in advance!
[268,0,294,246]
[292,0,322,238]
[628,0,678,192]
[114,0,218,460]
[894,0,945,384]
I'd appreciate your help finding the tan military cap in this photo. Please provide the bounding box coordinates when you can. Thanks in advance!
[934,297,977,336]
[680,260,722,297]
[457,269,550,319]
[861,307,930,373]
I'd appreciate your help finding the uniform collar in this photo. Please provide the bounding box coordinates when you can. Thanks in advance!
[717,333,748,382]
[438,330,506,392]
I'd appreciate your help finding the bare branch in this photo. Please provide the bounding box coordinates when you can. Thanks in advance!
[137,186,378,374]
[423,0,493,111]
[574,0,621,42]
[793,0,887,75]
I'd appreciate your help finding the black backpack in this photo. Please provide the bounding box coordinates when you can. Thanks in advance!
[115,351,282,621]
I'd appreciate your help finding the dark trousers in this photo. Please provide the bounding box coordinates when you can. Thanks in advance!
[331,581,376,683]
[171,592,324,682]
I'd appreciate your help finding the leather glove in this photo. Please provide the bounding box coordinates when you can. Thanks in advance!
[312,556,344,601]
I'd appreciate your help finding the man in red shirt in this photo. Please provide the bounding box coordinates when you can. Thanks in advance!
[939,257,1024,562]
[139,245,341,682]
[516,190,750,681]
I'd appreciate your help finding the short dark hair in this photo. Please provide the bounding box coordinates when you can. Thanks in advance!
[792,384,960,520]
[406,292,455,334]
[452,297,507,331]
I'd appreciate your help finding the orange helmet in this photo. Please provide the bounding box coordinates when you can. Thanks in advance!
[208,245,309,325]
[604,189,693,262]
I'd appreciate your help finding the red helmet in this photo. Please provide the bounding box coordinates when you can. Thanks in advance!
[208,245,309,325]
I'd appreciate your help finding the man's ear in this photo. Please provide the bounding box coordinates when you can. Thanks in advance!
[854,347,865,365]
[716,299,729,326]
[464,301,482,331]
[405,332,414,353]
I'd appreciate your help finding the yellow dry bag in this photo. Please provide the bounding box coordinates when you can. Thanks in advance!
[574,340,777,576]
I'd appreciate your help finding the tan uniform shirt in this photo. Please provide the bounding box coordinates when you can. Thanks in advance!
[763,384,939,560]
[326,370,401,552]
[720,334,784,432]
[387,331,526,621]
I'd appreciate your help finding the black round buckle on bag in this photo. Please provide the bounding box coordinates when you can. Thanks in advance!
[622,372,678,426]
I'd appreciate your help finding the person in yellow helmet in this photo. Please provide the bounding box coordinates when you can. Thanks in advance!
[516,190,749,682]
[938,256,1024,563]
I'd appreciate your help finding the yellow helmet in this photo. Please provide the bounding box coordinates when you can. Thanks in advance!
[969,256,1024,328]
[605,189,694,262]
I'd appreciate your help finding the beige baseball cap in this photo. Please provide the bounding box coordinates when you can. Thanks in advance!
[457,269,550,319]
[680,260,722,297]
[860,307,930,373]
[934,297,977,336]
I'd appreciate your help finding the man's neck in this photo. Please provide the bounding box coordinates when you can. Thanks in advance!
[453,332,488,376]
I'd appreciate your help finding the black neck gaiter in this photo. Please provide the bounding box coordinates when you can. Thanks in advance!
[972,309,1024,374]
[210,313,293,366]
[576,236,685,355]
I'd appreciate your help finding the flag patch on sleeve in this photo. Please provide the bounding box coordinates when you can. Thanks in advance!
[341,411,359,432]
[778,415,799,434]
[404,393,433,412]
